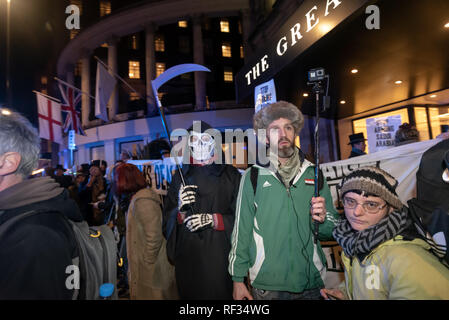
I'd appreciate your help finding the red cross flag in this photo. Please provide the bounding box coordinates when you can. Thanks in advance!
[36,92,63,145]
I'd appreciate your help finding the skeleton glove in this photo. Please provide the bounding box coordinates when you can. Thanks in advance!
[184,214,214,232]
[178,184,198,213]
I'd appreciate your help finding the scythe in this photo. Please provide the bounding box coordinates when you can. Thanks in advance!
[151,63,211,188]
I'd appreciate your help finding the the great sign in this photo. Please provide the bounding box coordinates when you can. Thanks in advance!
[236,0,369,102]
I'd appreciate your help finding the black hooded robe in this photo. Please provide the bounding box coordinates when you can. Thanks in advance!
[163,163,241,299]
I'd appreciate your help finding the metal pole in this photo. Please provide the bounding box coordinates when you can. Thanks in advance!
[313,88,320,244]
[6,0,11,106]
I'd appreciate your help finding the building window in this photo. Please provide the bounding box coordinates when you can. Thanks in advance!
[99,1,111,17]
[130,35,139,50]
[224,68,233,82]
[240,45,244,59]
[178,20,188,28]
[222,42,232,58]
[156,63,166,77]
[70,29,79,40]
[129,61,140,79]
[179,36,190,54]
[155,35,165,52]
[129,92,140,101]
[220,19,230,33]
[41,76,48,85]
[238,21,243,34]
[414,107,430,140]
[90,146,105,162]
[70,0,82,15]
[429,106,449,138]
[352,108,409,154]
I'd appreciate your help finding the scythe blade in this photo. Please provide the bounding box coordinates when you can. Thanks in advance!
[151,63,211,104]
[150,63,211,190]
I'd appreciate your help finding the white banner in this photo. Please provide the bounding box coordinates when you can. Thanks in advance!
[128,158,182,195]
[321,138,442,208]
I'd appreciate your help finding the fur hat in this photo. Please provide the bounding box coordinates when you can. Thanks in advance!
[395,123,419,146]
[253,101,304,134]
[338,166,403,209]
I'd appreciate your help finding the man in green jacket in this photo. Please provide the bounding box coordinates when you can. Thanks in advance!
[228,101,339,300]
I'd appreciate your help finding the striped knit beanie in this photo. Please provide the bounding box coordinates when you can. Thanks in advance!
[338,166,403,209]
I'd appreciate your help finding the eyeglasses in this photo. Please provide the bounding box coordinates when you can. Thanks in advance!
[342,197,388,214]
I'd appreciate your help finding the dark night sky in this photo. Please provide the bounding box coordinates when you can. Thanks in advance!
[0,0,67,127]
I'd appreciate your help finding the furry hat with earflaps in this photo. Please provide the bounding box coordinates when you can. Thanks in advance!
[253,101,304,135]
[338,166,403,210]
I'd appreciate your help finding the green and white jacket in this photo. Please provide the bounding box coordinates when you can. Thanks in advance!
[228,156,339,292]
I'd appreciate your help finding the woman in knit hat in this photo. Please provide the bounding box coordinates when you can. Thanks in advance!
[320,166,449,300]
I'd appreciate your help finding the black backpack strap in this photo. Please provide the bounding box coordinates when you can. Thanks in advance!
[250,166,258,196]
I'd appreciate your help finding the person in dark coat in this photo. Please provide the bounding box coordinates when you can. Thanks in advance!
[0,110,81,299]
[348,133,367,158]
[162,121,241,299]
[53,164,73,189]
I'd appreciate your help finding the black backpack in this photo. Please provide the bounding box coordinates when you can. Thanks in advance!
[0,209,119,299]
[407,138,449,267]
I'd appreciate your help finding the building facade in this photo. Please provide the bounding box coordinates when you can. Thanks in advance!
[55,0,262,168]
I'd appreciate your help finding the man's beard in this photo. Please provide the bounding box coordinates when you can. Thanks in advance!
[278,138,295,158]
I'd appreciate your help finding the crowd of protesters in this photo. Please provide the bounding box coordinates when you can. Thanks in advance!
[0,104,448,300]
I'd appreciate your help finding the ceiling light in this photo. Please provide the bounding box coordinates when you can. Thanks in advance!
[303,93,309,97]
[430,94,437,98]
[394,80,402,85]
[340,100,346,104]
[351,69,358,74]
[1,109,11,115]
[445,22,449,28]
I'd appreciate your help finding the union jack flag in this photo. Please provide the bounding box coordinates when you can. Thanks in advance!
[58,84,86,136]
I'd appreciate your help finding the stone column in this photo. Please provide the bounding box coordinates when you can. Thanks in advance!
[107,37,119,120]
[80,54,91,128]
[192,15,206,111]
[145,23,157,116]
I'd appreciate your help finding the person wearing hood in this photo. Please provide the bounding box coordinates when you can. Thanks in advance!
[0,110,83,299]
[321,166,449,300]
[162,120,241,299]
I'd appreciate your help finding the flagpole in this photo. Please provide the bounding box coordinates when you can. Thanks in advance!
[93,56,145,100]
[54,77,96,100]
[32,90,62,103]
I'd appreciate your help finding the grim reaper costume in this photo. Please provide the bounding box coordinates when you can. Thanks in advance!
[162,121,241,299]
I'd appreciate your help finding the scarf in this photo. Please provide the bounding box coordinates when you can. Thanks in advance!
[0,176,63,210]
[333,207,408,260]
[274,147,300,187]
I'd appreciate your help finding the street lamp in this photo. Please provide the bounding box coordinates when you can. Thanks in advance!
[6,0,11,106]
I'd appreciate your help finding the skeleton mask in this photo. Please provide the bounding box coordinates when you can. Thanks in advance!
[188,131,215,161]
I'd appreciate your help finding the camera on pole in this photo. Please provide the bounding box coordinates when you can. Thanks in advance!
[306,67,330,244]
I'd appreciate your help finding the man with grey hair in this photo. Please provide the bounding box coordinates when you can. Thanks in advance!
[0,110,83,299]
[229,101,339,300]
